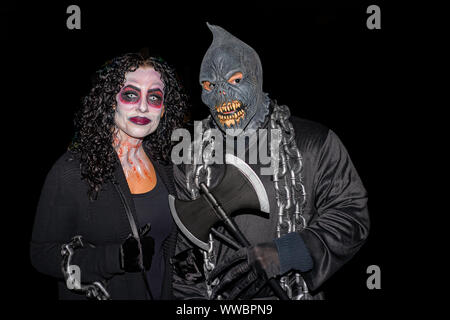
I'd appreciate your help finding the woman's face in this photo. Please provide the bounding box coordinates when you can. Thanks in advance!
[114,66,165,139]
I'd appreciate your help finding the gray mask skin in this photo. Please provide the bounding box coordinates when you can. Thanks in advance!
[200,23,270,136]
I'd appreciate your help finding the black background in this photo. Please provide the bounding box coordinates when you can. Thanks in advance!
[1,0,409,305]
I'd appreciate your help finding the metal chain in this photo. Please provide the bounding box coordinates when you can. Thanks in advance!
[185,102,311,299]
[61,235,111,300]
[270,103,312,300]
[187,124,215,200]
[184,124,217,297]
[203,233,217,298]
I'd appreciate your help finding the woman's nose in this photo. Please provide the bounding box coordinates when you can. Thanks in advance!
[138,99,149,113]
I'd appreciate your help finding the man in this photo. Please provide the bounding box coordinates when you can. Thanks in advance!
[171,23,369,300]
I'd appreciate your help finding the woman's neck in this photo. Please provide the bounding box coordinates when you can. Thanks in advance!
[113,130,157,194]
[113,131,144,164]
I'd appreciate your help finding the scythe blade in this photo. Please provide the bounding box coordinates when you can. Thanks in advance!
[169,154,270,250]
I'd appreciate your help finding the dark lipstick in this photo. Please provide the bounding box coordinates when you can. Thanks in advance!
[129,116,151,125]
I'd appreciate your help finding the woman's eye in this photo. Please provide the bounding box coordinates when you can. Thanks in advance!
[120,90,140,102]
[147,94,163,106]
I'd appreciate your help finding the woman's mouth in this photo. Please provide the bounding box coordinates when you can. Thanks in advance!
[129,116,151,125]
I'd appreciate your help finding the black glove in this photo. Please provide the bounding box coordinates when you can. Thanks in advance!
[120,223,155,272]
[208,242,281,300]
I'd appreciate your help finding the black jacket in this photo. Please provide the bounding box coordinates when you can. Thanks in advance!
[172,115,370,299]
[30,149,177,300]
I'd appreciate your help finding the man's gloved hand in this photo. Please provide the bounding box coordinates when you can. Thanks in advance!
[207,232,314,300]
[208,242,281,300]
[120,223,155,272]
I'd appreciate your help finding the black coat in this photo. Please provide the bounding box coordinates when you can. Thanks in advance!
[172,115,370,299]
[30,149,177,300]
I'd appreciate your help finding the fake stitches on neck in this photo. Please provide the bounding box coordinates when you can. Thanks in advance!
[113,132,156,194]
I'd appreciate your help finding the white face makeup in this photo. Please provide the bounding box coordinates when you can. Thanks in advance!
[114,67,165,140]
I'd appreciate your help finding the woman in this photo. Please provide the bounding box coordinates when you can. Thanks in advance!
[30,53,189,299]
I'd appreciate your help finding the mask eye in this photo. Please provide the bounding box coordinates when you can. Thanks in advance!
[202,81,215,91]
[228,72,243,85]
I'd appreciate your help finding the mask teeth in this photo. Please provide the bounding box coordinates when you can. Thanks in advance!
[218,110,245,127]
[216,100,245,128]
[215,100,242,114]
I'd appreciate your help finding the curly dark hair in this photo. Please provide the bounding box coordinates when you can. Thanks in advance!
[70,53,189,200]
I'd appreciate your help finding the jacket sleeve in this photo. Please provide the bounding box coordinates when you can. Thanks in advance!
[299,130,370,291]
[171,163,208,300]
[30,159,123,283]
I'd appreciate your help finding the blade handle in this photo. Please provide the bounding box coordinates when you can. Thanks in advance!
[200,182,250,247]
[199,183,290,300]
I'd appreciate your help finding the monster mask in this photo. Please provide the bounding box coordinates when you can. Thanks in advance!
[200,23,269,135]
